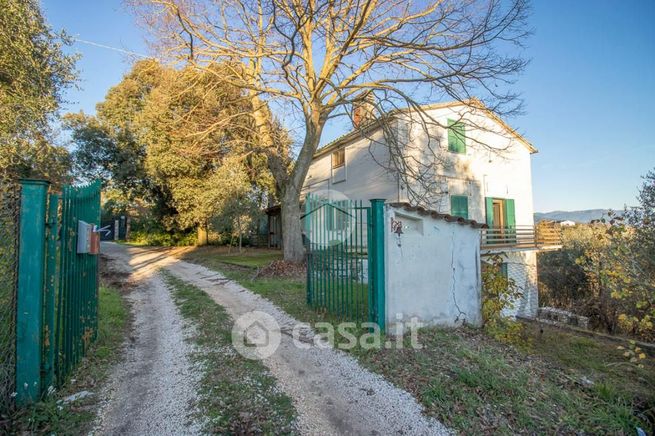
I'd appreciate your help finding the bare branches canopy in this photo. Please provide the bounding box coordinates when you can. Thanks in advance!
[131,0,531,261]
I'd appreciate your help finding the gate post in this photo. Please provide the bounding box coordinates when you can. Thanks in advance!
[43,193,59,392]
[370,199,386,332]
[16,179,49,405]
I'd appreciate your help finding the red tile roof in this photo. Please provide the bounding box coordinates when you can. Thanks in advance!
[388,202,488,229]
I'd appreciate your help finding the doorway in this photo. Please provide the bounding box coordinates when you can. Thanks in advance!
[492,199,505,229]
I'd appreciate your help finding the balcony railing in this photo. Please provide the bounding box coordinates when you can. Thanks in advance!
[481,225,562,251]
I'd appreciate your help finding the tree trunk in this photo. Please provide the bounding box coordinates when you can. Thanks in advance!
[197,223,208,246]
[237,215,243,253]
[280,190,305,263]
[279,115,324,263]
[248,91,324,263]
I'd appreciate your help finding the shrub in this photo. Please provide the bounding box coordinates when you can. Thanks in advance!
[481,254,527,346]
[537,169,655,341]
[128,230,196,246]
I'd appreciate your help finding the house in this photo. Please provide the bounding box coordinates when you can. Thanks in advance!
[298,99,553,319]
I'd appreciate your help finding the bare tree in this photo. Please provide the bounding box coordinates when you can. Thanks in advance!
[131,0,530,262]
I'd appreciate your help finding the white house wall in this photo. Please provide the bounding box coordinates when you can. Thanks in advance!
[503,251,538,318]
[401,106,539,319]
[384,206,482,332]
[305,105,536,228]
[403,106,536,226]
[303,129,399,202]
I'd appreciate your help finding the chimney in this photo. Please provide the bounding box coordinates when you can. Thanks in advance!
[352,91,376,128]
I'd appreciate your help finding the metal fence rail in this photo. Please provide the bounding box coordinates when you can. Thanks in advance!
[481,225,563,250]
[0,180,20,414]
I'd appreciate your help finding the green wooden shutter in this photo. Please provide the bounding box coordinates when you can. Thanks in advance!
[450,195,468,219]
[485,197,494,227]
[504,198,516,243]
[504,199,516,229]
[448,119,466,154]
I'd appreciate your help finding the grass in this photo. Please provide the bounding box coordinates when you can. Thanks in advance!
[8,284,129,434]
[161,271,298,434]
[178,246,348,327]
[180,245,282,268]
[179,246,655,434]
[355,326,655,434]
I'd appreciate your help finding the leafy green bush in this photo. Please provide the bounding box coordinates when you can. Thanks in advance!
[538,169,655,341]
[481,254,527,346]
[128,230,196,246]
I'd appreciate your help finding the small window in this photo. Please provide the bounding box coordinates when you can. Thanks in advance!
[332,148,345,169]
[450,195,469,219]
[447,119,466,154]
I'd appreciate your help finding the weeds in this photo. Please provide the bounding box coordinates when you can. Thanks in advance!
[8,284,129,434]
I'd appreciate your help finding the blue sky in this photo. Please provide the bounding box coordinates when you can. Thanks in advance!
[43,0,655,212]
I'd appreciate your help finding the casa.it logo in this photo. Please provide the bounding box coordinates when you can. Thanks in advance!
[305,189,354,249]
[231,310,281,360]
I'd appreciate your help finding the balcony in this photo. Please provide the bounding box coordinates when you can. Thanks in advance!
[481,224,562,252]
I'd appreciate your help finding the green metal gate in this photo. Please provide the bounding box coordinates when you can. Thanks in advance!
[304,194,385,329]
[14,179,101,405]
[56,181,101,386]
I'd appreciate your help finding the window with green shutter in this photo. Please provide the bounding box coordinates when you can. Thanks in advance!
[448,119,466,154]
[450,195,469,219]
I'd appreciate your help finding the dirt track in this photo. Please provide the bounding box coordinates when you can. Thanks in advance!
[92,246,201,435]
[96,242,449,435]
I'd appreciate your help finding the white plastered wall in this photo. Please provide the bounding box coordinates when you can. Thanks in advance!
[384,205,482,333]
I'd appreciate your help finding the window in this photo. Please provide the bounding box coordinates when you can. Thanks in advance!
[484,197,516,244]
[482,261,509,291]
[450,195,469,219]
[447,119,466,154]
[332,148,345,169]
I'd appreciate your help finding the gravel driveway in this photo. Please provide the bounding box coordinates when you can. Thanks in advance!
[99,242,449,435]
[92,245,202,435]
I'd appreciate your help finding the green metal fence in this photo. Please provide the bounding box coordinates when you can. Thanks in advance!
[13,179,101,405]
[304,194,385,329]
[0,179,20,415]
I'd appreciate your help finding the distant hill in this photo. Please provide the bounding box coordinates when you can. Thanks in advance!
[534,209,623,224]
